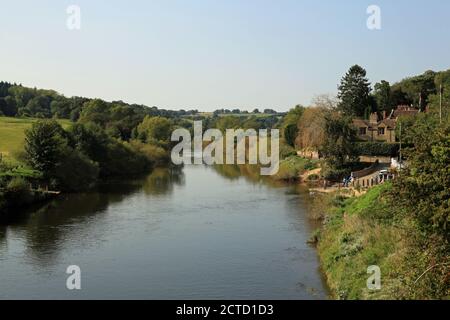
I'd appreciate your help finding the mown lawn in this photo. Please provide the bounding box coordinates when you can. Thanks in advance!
[0,116,71,162]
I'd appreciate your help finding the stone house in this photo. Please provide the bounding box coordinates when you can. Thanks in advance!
[352,106,420,143]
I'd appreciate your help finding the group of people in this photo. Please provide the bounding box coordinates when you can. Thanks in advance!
[342,176,353,187]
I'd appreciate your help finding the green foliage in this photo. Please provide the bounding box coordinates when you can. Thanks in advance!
[307,173,320,181]
[52,147,99,191]
[391,70,436,109]
[279,142,297,159]
[24,120,67,177]
[320,114,358,180]
[273,156,317,181]
[0,117,70,163]
[4,177,33,205]
[282,105,304,127]
[393,116,450,239]
[317,183,449,299]
[354,142,399,157]
[283,123,298,147]
[337,65,372,117]
[136,116,173,147]
[212,116,241,132]
[373,80,392,113]
[129,141,169,166]
[281,105,305,147]
[69,122,152,178]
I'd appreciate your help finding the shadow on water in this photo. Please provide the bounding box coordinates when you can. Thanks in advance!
[0,167,185,266]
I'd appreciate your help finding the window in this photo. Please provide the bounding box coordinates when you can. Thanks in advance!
[378,128,385,135]
[359,127,367,135]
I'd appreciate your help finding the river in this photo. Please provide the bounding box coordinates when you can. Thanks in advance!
[0,165,328,299]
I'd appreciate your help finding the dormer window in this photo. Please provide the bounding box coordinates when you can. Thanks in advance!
[359,127,367,135]
[378,128,385,135]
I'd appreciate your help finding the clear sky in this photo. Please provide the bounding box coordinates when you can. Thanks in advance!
[1,0,449,111]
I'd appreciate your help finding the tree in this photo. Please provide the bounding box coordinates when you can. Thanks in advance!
[283,105,304,126]
[390,70,436,110]
[374,80,392,113]
[320,114,358,180]
[213,116,241,132]
[296,107,327,150]
[24,120,66,178]
[337,65,372,117]
[52,147,99,191]
[284,124,298,147]
[311,94,338,110]
[136,116,173,147]
[282,105,304,147]
[393,115,449,239]
[79,99,110,127]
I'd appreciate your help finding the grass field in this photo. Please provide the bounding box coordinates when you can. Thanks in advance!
[0,116,71,162]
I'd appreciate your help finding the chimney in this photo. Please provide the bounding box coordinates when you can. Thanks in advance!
[369,112,378,124]
[382,111,386,119]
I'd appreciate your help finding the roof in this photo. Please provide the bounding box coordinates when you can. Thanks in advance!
[379,118,396,129]
[353,118,396,130]
[353,119,370,127]
[393,105,420,118]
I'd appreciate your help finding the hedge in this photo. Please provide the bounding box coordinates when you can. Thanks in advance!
[355,142,399,157]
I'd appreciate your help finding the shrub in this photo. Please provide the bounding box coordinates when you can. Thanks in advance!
[4,177,33,205]
[52,148,99,192]
[355,142,399,157]
[273,156,317,181]
[129,140,168,166]
[279,143,297,159]
[307,174,320,181]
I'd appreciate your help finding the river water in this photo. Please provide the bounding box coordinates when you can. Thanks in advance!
[0,165,328,299]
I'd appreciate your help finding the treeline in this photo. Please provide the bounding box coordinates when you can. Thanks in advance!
[340,66,450,118]
[207,114,281,132]
[0,81,199,125]
[212,108,281,116]
[0,82,198,211]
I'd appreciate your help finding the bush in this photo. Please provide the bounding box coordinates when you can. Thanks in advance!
[52,148,99,192]
[101,141,151,178]
[273,156,317,181]
[4,177,33,205]
[129,140,168,166]
[355,142,399,157]
[307,174,320,181]
[279,142,297,159]
[322,164,351,181]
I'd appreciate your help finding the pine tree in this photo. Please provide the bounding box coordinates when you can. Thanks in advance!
[337,65,372,117]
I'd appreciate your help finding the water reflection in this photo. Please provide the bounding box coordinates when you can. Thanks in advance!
[142,167,185,195]
[0,167,185,266]
[0,165,328,299]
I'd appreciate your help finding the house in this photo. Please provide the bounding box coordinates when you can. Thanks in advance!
[353,112,397,143]
[353,105,420,143]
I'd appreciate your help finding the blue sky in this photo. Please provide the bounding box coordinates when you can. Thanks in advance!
[0,0,449,111]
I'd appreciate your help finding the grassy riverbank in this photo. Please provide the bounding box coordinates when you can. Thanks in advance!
[0,117,71,163]
[314,183,449,299]
[272,155,319,181]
